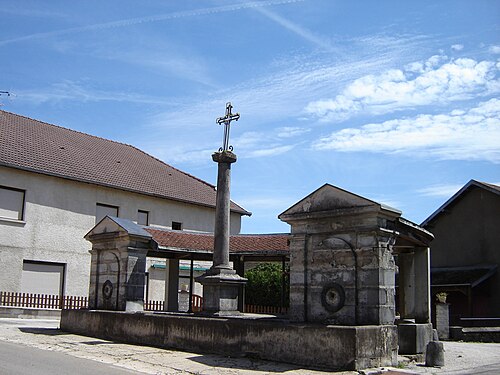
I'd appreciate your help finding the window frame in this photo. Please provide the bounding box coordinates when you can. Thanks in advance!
[0,185,26,222]
[95,202,119,223]
[137,209,149,226]
[172,221,182,230]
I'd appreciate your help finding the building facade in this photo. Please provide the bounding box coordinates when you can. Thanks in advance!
[0,110,249,298]
[422,180,500,324]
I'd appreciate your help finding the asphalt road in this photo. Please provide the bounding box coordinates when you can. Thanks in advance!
[0,340,140,375]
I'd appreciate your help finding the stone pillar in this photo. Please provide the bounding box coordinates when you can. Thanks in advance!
[86,217,152,312]
[435,302,450,340]
[288,233,308,322]
[196,150,247,315]
[414,247,431,323]
[164,259,179,312]
[398,252,416,320]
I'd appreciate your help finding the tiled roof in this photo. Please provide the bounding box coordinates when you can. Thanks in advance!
[145,227,289,254]
[0,110,250,215]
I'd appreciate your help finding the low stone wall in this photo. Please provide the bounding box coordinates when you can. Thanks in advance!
[0,306,61,319]
[61,309,397,371]
[450,326,500,343]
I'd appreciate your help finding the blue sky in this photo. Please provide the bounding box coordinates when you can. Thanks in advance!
[1,0,499,233]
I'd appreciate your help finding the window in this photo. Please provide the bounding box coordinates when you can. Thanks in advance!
[137,210,149,226]
[96,203,119,223]
[0,185,25,221]
[172,221,182,230]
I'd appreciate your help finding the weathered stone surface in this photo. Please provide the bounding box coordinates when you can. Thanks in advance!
[398,322,434,354]
[425,341,445,367]
[435,302,450,340]
[86,217,151,312]
[61,309,398,371]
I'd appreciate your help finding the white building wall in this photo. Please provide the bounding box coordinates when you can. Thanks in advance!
[0,166,243,297]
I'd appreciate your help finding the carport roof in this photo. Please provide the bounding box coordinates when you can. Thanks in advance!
[145,227,290,258]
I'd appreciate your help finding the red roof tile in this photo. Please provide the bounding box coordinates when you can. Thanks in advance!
[0,110,250,215]
[145,227,289,254]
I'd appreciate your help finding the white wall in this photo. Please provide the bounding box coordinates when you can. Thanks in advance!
[0,166,243,297]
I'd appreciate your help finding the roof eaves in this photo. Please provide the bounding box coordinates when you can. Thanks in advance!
[421,180,500,227]
[0,162,249,215]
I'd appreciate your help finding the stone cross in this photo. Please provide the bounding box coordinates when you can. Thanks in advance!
[216,102,240,151]
[195,102,247,316]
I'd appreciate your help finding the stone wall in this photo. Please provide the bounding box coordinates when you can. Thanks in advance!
[61,309,398,371]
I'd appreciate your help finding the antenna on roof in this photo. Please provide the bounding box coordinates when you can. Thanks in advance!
[0,91,12,107]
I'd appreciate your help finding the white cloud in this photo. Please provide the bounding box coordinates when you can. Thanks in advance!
[451,44,464,51]
[305,56,500,122]
[417,184,464,197]
[489,45,500,54]
[247,144,296,157]
[276,126,310,138]
[313,98,500,163]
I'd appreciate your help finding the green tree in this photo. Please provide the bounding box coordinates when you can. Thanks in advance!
[245,262,289,307]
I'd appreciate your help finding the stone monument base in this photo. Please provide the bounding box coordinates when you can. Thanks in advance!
[61,309,398,371]
[196,269,247,316]
[398,322,433,354]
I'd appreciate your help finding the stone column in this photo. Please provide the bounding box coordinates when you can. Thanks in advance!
[398,251,416,320]
[212,151,234,270]
[164,258,179,312]
[196,150,247,315]
[414,247,431,323]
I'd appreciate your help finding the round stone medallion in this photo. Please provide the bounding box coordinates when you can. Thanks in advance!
[321,283,345,312]
[102,280,113,300]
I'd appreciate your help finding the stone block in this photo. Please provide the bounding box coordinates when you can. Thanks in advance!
[398,322,433,354]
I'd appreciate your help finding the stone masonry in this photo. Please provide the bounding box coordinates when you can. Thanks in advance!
[279,184,399,326]
[86,216,151,312]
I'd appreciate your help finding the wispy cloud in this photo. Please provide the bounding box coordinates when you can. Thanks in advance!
[305,55,500,123]
[253,6,334,51]
[0,0,305,47]
[417,184,464,197]
[489,45,500,54]
[17,80,174,106]
[313,98,500,163]
[451,44,464,51]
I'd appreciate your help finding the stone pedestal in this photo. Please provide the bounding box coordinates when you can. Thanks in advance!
[196,271,246,315]
[435,302,450,340]
[196,150,246,315]
[397,322,434,354]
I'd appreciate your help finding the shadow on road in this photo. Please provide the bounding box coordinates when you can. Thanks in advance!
[187,354,327,373]
[18,327,68,336]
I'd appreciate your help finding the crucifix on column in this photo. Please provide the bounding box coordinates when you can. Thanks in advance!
[195,102,247,316]
[216,102,240,152]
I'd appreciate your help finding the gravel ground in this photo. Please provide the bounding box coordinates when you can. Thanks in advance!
[0,318,499,375]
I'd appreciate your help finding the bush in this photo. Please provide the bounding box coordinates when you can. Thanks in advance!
[245,262,289,307]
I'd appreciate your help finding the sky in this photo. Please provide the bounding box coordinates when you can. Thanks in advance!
[1,0,499,234]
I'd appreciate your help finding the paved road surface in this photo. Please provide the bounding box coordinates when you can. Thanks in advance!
[0,340,139,375]
[0,317,499,374]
